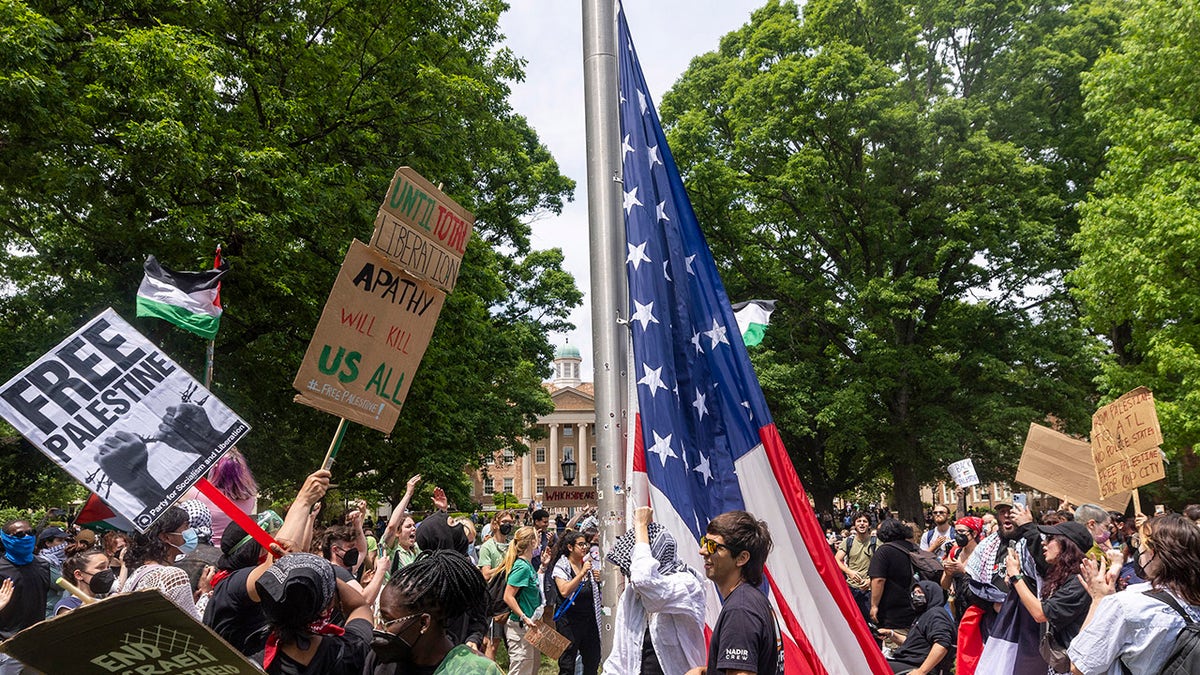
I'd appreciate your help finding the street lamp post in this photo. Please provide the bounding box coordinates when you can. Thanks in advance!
[561,454,578,487]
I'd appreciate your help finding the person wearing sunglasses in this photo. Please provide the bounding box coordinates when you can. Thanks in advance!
[0,519,51,674]
[687,510,782,675]
[366,549,501,674]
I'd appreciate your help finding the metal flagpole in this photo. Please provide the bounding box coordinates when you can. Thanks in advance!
[205,244,222,389]
[582,0,629,658]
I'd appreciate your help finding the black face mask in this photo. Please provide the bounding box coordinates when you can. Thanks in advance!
[954,533,970,548]
[340,547,359,568]
[1132,548,1149,579]
[87,569,116,595]
[370,629,414,665]
[499,523,514,536]
[910,591,927,614]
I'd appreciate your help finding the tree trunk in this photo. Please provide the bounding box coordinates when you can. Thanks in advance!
[891,461,924,522]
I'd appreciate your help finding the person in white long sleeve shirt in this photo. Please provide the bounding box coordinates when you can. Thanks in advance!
[602,506,706,675]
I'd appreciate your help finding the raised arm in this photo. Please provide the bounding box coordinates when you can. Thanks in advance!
[382,474,421,548]
[276,470,331,552]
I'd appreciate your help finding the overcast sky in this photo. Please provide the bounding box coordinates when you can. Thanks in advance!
[498,2,763,380]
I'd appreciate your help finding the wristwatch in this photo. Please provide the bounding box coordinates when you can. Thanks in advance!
[1009,573,1025,585]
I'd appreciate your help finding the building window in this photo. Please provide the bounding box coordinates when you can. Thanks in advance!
[503,449,514,464]
[592,476,599,488]
[564,426,574,437]
[590,446,597,463]
[564,446,574,462]
[536,447,546,463]
[484,480,495,495]
[503,478,513,494]
[536,478,546,494]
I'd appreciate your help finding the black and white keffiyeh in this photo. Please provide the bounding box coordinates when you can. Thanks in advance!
[606,522,690,578]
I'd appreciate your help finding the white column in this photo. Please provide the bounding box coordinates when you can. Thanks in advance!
[522,437,534,502]
[578,422,589,487]
[550,423,560,487]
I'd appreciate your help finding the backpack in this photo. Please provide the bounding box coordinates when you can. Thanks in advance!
[887,542,943,582]
[843,535,877,557]
[1146,589,1200,675]
[485,567,510,620]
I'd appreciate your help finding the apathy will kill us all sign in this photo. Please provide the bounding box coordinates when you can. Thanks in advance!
[0,309,250,531]
[293,167,473,434]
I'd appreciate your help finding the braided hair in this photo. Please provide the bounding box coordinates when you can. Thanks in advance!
[386,550,487,631]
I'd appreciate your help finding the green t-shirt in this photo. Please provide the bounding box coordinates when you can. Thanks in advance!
[506,558,541,622]
[478,538,509,572]
[433,644,504,675]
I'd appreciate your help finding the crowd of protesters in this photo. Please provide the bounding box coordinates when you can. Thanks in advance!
[830,491,1200,674]
[0,447,788,675]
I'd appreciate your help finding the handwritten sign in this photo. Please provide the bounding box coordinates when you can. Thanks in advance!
[1017,423,1130,512]
[1090,387,1165,499]
[543,486,597,507]
[293,240,444,433]
[947,458,980,487]
[0,309,249,531]
[371,167,474,293]
[0,590,263,674]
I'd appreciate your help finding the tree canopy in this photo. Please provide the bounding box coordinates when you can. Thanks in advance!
[659,0,1119,515]
[0,0,579,509]
[1072,0,1200,456]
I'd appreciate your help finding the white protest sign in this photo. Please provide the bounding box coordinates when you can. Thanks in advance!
[947,458,980,487]
[0,308,250,531]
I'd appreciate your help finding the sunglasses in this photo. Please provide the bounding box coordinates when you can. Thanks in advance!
[380,612,424,631]
[6,530,35,538]
[700,535,735,555]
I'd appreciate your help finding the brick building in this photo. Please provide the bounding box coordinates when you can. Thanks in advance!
[471,345,599,507]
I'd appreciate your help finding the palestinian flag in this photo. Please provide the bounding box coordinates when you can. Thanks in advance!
[136,252,228,339]
[76,493,136,532]
[732,299,776,347]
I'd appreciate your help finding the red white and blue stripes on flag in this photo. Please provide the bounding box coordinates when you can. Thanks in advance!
[616,6,889,673]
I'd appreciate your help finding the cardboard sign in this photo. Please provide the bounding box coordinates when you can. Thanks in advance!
[524,619,571,660]
[947,458,980,487]
[1017,423,1131,512]
[1091,387,1166,498]
[543,486,597,507]
[293,240,444,433]
[371,167,474,292]
[0,309,250,532]
[0,590,264,674]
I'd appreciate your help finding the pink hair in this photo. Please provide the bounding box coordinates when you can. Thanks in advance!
[208,448,258,501]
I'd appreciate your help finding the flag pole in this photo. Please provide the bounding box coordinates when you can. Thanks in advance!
[582,0,629,657]
[205,245,222,389]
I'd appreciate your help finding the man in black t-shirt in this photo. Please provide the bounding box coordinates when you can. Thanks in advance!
[687,510,782,675]
[869,519,919,639]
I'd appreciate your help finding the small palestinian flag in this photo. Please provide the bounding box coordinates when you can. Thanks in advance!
[136,253,228,339]
[732,299,776,347]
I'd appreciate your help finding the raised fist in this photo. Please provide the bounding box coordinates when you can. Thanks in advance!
[96,431,162,505]
[157,403,228,455]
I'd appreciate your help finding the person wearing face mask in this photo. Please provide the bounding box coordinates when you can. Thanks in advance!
[250,552,375,675]
[1073,503,1112,552]
[321,525,366,593]
[1069,514,1200,674]
[366,550,501,675]
[477,510,516,660]
[34,526,70,617]
[54,550,115,615]
[0,519,51,674]
[119,505,208,619]
[940,516,982,625]
[880,580,954,674]
[173,499,219,602]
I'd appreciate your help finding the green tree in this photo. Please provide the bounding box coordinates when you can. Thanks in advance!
[660,0,1113,516]
[0,0,579,508]
[1072,0,1200,454]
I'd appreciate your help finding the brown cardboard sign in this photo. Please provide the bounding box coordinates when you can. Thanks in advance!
[1090,387,1166,498]
[371,167,474,291]
[543,486,597,507]
[1017,423,1131,512]
[293,240,444,434]
[371,209,463,293]
[0,590,264,674]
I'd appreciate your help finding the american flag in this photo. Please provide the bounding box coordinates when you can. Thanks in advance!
[616,6,889,673]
